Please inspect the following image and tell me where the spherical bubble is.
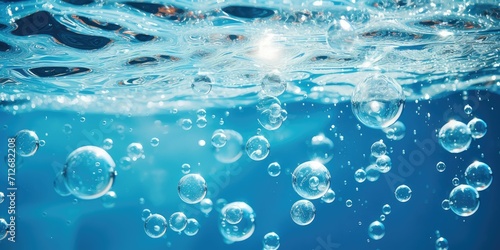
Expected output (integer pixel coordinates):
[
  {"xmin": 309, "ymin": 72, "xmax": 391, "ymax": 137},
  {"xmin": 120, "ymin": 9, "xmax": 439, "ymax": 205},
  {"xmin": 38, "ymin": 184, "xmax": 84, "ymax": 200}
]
[
  {"xmin": 375, "ymin": 155, "xmax": 392, "ymax": 173},
  {"xmin": 449, "ymin": 184, "xmax": 480, "ymax": 217},
  {"xmin": 169, "ymin": 212, "xmax": 188, "ymax": 233},
  {"xmin": 382, "ymin": 204, "xmax": 391, "ymax": 215},
  {"xmin": 119, "ymin": 156, "xmax": 132, "ymax": 170},
  {"xmin": 102, "ymin": 138, "xmax": 113, "ymax": 150},
  {"xmin": 53, "ymin": 172, "xmax": 71, "ymax": 197},
  {"xmin": 268, "ymin": 162, "xmax": 281, "ymax": 177},
  {"xmin": 365, "ymin": 164, "xmax": 381, "ymax": 182},
  {"xmin": 127, "ymin": 142, "xmax": 144, "ymax": 161},
  {"xmin": 214, "ymin": 130, "xmax": 243, "ymax": 164},
  {"xmin": 261, "ymin": 73, "xmax": 286, "ymax": 96},
  {"xmin": 371, "ymin": 140, "xmax": 387, "ymax": 157},
  {"xmin": 436, "ymin": 237, "xmax": 449, "ymax": 250},
  {"xmin": 464, "ymin": 104, "xmax": 473, "ymax": 115},
  {"xmin": 197, "ymin": 109, "xmax": 207, "ymax": 118},
  {"xmin": 438, "ymin": 120, "xmax": 472, "ymax": 153},
  {"xmin": 196, "ymin": 117, "xmax": 207, "ymax": 128},
  {"xmin": 211, "ymin": 129, "xmax": 228, "ymax": 148},
  {"xmin": 292, "ymin": 161, "xmax": 331, "ymax": 199},
  {"xmin": 354, "ymin": 169, "xmax": 367, "ymax": 183},
  {"xmin": 0, "ymin": 218, "xmax": 8, "ymax": 241},
  {"xmin": 192, "ymin": 74, "xmax": 213, "ymax": 95},
  {"xmin": 290, "ymin": 200, "xmax": 316, "ymax": 226},
  {"xmin": 351, "ymin": 75, "xmax": 405, "ymax": 129},
  {"xmin": 215, "ymin": 198, "xmax": 228, "ymax": 213},
  {"xmin": 441, "ymin": 199, "xmax": 450, "ymax": 211},
  {"xmin": 326, "ymin": 18, "xmax": 358, "ymax": 54},
  {"xmin": 452, "ymin": 177, "xmax": 460, "ymax": 186},
  {"xmin": 346, "ymin": 199, "xmax": 353, "ymax": 207},
  {"xmin": 181, "ymin": 119, "xmax": 193, "ymax": 130},
  {"xmin": 321, "ymin": 189, "xmax": 336, "ymax": 203},
  {"xmin": 101, "ymin": 191, "xmax": 117, "ymax": 208},
  {"xmin": 380, "ymin": 214, "xmax": 386, "ymax": 221},
  {"xmin": 15, "ymin": 129, "xmax": 39, "ymax": 157},
  {"xmin": 368, "ymin": 221, "xmax": 385, "ymax": 240},
  {"xmin": 263, "ymin": 232, "xmax": 280, "ymax": 250},
  {"xmin": 178, "ymin": 174, "xmax": 207, "ymax": 204},
  {"xmin": 181, "ymin": 163, "xmax": 191, "ymax": 174},
  {"xmin": 0, "ymin": 192, "xmax": 4, "ymax": 204},
  {"xmin": 150, "ymin": 137, "xmax": 160, "ymax": 147},
  {"xmin": 144, "ymin": 213, "xmax": 167, "ymax": 238},
  {"xmin": 141, "ymin": 209, "xmax": 152, "ymax": 221},
  {"xmin": 219, "ymin": 202, "xmax": 256, "ymax": 242},
  {"xmin": 199, "ymin": 198, "xmax": 213, "ymax": 215},
  {"xmin": 382, "ymin": 121, "xmax": 406, "ymax": 140},
  {"xmin": 63, "ymin": 124, "xmax": 72, "ymax": 134},
  {"xmin": 306, "ymin": 134, "xmax": 334, "ymax": 164},
  {"xmin": 184, "ymin": 218, "xmax": 200, "ymax": 236},
  {"xmin": 436, "ymin": 161, "xmax": 446, "ymax": 172},
  {"xmin": 464, "ymin": 161, "xmax": 492, "ymax": 191},
  {"xmin": 258, "ymin": 109, "xmax": 283, "ymax": 131},
  {"xmin": 223, "ymin": 203, "xmax": 243, "ymax": 224},
  {"xmin": 257, "ymin": 96, "xmax": 281, "ymax": 111},
  {"xmin": 245, "ymin": 135, "xmax": 270, "ymax": 161},
  {"xmin": 467, "ymin": 118, "xmax": 487, "ymax": 139},
  {"xmin": 63, "ymin": 146, "xmax": 116, "ymax": 200},
  {"xmin": 395, "ymin": 184, "xmax": 412, "ymax": 202}
]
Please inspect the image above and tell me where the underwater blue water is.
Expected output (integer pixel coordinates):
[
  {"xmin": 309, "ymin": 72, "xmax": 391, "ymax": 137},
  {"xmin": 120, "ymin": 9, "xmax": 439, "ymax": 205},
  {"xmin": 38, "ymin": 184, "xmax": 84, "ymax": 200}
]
[{"xmin": 0, "ymin": 0, "xmax": 500, "ymax": 250}]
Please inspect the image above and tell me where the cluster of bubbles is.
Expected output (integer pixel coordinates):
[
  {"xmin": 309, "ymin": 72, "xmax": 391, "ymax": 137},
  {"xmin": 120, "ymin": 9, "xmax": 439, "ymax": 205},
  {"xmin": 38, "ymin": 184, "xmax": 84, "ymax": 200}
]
[
  {"xmin": 245, "ymin": 135, "xmax": 271, "ymax": 161},
  {"xmin": 351, "ymin": 75, "xmax": 405, "ymax": 129},
  {"xmin": 257, "ymin": 96, "xmax": 288, "ymax": 131},
  {"xmin": 143, "ymin": 210, "xmax": 200, "ymax": 238},
  {"xmin": 15, "ymin": 129, "xmax": 40, "ymax": 157},
  {"xmin": 355, "ymin": 140, "xmax": 392, "ymax": 183},
  {"xmin": 178, "ymin": 174, "xmax": 207, "ymax": 204},
  {"xmin": 306, "ymin": 134, "xmax": 334, "ymax": 164},
  {"xmin": 219, "ymin": 202, "xmax": 256, "ymax": 243},
  {"xmin": 438, "ymin": 116, "xmax": 487, "ymax": 153}
]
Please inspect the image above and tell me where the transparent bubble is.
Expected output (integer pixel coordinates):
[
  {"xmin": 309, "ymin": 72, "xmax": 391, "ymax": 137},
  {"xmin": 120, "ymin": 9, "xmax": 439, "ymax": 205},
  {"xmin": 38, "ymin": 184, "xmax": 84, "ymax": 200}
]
[
  {"xmin": 184, "ymin": 218, "xmax": 200, "ymax": 236},
  {"xmin": 141, "ymin": 209, "xmax": 151, "ymax": 221},
  {"xmin": 102, "ymin": 138, "xmax": 113, "ymax": 150},
  {"xmin": 223, "ymin": 203, "xmax": 243, "ymax": 224},
  {"xmin": 371, "ymin": 140, "xmax": 387, "ymax": 157},
  {"xmin": 63, "ymin": 124, "xmax": 72, "ymax": 134},
  {"xmin": 63, "ymin": 146, "xmax": 116, "ymax": 200},
  {"xmin": 441, "ymin": 199, "xmax": 450, "ymax": 211},
  {"xmin": 214, "ymin": 130, "xmax": 243, "ymax": 164},
  {"xmin": 452, "ymin": 177, "xmax": 460, "ymax": 186},
  {"xmin": 382, "ymin": 204, "xmax": 391, "ymax": 215},
  {"xmin": 365, "ymin": 164, "xmax": 380, "ymax": 182},
  {"xmin": 346, "ymin": 199, "xmax": 353, "ymax": 207},
  {"xmin": 197, "ymin": 109, "xmax": 207, "ymax": 117},
  {"xmin": 258, "ymin": 109, "xmax": 284, "ymax": 131},
  {"xmin": 0, "ymin": 192, "xmax": 3, "ymax": 204},
  {"xmin": 199, "ymin": 198, "xmax": 213, "ymax": 215},
  {"xmin": 436, "ymin": 161, "xmax": 446, "ymax": 172},
  {"xmin": 144, "ymin": 213, "xmax": 167, "ymax": 238},
  {"xmin": 395, "ymin": 184, "xmax": 412, "ymax": 202},
  {"xmin": 268, "ymin": 162, "xmax": 281, "ymax": 177},
  {"xmin": 467, "ymin": 118, "xmax": 487, "ymax": 139},
  {"xmin": 178, "ymin": 174, "xmax": 207, "ymax": 204},
  {"xmin": 150, "ymin": 137, "xmax": 160, "ymax": 147},
  {"xmin": 211, "ymin": 129, "xmax": 228, "ymax": 148},
  {"xmin": 101, "ymin": 191, "xmax": 117, "ymax": 208},
  {"xmin": 375, "ymin": 155, "xmax": 392, "ymax": 173},
  {"xmin": 39, "ymin": 140, "xmax": 46, "ymax": 147},
  {"xmin": 290, "ymin": 200, "xmax": 316, "ymax": 226},
  {"xmin": 464, "ymin": 161, "xmax": 492, "ymax": 191},
  {"xmin": 127, "ymin": 142, "xmax": 144, "ymax": 161},
  {"xmin": 196, "ymin": 117, "xmax": 208, "ymax": 128},
  {"xmin": 181, "ymin": 119, "xmax": 193, "ymax": 130},
  {"xmin": 449, "ymin": 184, "xmax": 480, "ymax": 217},
  {"xmin": 192, "ymin": 74, "xmax": 213, "ymax": 95},
  {"xmin": 181, "ymin": 163, "xmax": 191, "ymax": 174},
  {"xmin": 261, "ymin": 73, "xmax": 286, "ymax": 96},
  {"xmin": 368, "ymin": 221, "xmax": 385, "ymax": 240},
  {"xmin": 351, "ymin": 75, "xmax": 405, "ymax": 129},
  {"xmin": 53, "ymin": 172, "xmax": 71, "ymax": 197},
  {"xmin": 263, "ymin": 232, "xmax": 280, "ymax": 250},
  {"xmin": 219, "ymin": 202, "xmax": 256, "ymax": 242},
  {"xmin": 169, "ymin": 212, "xmax": 188, "ymax": 233},
  {"xmin": 436, "ymin": 237, "xmax": 449, "ymax": 250},
  {"xmin": 464, "ymin": 104, "xmax": 472, "ymax": 115},
  {"xmin": 0, "ymin": 218, "xmax": 8, "ymax": 241},
  {"xmin": 321, "ymin": 189, "xmax": 336, "ymax": 203},
  {"xmin": 292, "ymin": 161, "xmax": 331, "ymax": 199},
  {"xmin": 326, "ymin": 18, "xmax": 358, "ymax": 54},
  {"xmin": 380, "ymin": 214, "xmax": 386, "ymax": 221},
  {"xmin": 438, "ymin": 120, "xmax": 472, "ymax": 153},
  {"xmin": 257, "ymin": 96, "xmax": 281, "ymax": 111},
  {"xmin": 382, "ymin": 121, "xmax": 406, "ymax": 140},
  {"xmin": 215, "ymin": 198, "xmax": 228, "ymax": 213},
  {"xmin": 245, "ymin": 135, "xmax": 270, "ymax": 161},
  {"xmin": 307, "ymin": 134, "xmax": 334, "ymax": 164},
  {"xmin": 15, "ymin": 129, "xmax": 39, "ymax": 157},
  {"xmin": 119, "ymin": 156, "xmax": 132, "ymax": 170},
  {"xmin": 354, "ymin": 169, "xmax": 367, "ymax": 183}
]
